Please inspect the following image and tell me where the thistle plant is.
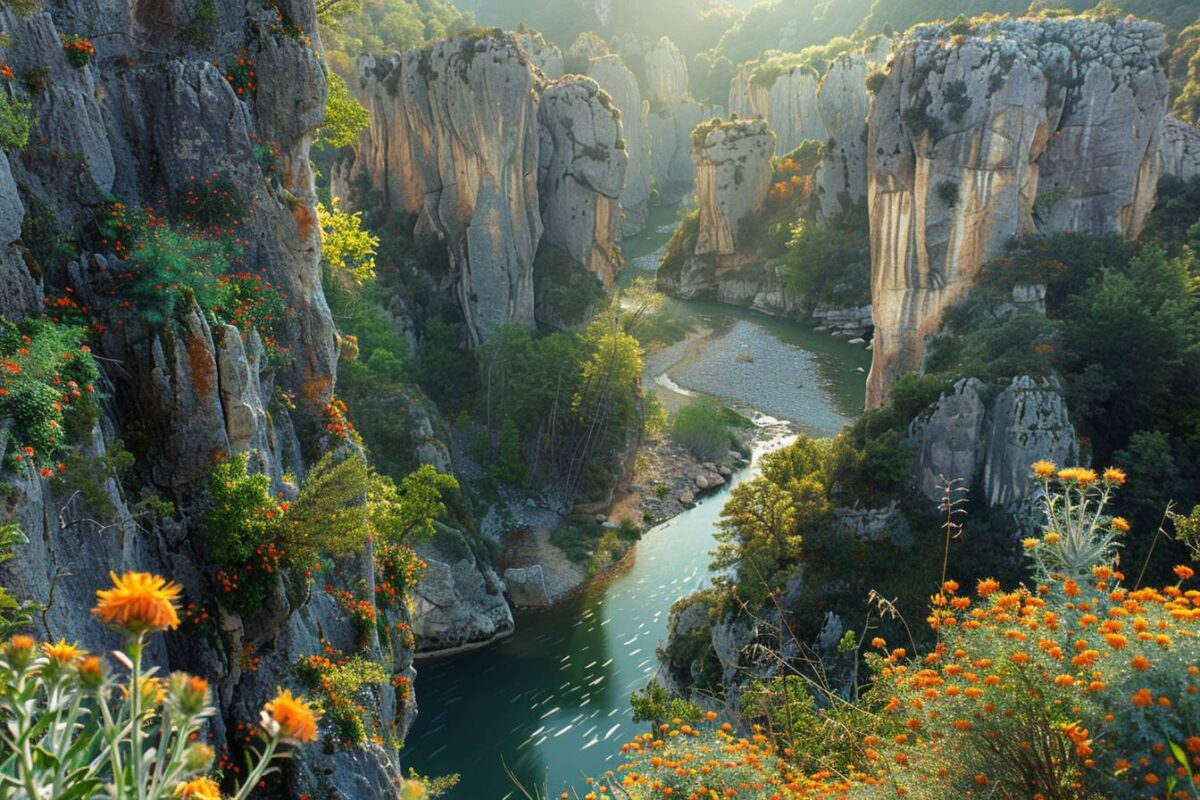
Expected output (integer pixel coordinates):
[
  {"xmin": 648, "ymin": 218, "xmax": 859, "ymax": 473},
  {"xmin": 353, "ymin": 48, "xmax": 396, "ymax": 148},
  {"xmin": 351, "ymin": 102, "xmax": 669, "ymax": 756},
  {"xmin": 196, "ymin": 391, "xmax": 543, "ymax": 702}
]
[
  {"xmin": 1025, "ymin": 461, "xmax": 1130, "ymax": 586},
  {"xmin": 0, "ymin": 571, "xmax": 319, "ymax": 800}
]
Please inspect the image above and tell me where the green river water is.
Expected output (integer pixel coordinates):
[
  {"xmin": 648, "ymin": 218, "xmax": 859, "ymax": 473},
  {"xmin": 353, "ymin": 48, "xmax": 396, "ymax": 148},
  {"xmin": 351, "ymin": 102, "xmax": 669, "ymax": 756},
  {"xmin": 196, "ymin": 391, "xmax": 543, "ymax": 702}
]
[{"xmin": 401, "ymin": 205, "xmax": 869, "ymax": 798}]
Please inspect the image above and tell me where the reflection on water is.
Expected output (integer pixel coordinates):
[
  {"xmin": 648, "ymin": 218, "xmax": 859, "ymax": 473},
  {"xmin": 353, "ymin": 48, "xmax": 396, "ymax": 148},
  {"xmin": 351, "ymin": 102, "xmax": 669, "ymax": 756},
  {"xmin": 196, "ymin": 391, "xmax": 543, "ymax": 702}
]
[{"xmin": 402, "ymin": 433, "xmax": 796, "ymax": 798}]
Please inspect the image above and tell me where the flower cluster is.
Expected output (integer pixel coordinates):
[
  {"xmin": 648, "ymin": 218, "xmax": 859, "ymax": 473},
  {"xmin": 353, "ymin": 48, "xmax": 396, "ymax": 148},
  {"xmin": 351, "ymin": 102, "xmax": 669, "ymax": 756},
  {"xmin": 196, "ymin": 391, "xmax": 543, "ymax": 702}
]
[
  {"xmin": 0, "ymin": 571, "xmax": 318, "ymax": 799},
  {"xmin": 174, "ymin": 173, "xmax": 247, "ymax": 235},
  {"xmin": 224, "ymin": 51, "xmax": 256, "ymax": 97},
  {"xmin": 294, "ymin": 644, "xmax": 388, "ymax": 747},
  {"xmin": 375, "ymin": 541, "xmax": 426, "ymax": 609},
  {"xmin": 322, "ymin": 397, "xmax": 354, "ymax": 439},
  {"xmin": 0, "ymin": 318, "xmax": 99, "ymax": 474},
  {"xmin": 214, "ymin": 271, "xmax": 292, "ymax": 364},
  {"xmin": 60, "ymin": 33, "xmax": 95, "ymax": 68}
]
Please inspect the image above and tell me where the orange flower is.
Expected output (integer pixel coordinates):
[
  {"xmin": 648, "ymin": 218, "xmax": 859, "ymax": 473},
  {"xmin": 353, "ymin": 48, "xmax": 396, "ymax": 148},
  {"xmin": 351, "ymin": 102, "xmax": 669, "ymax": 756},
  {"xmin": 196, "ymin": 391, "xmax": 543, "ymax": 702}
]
[
  {"xmin": 41, "ymin": 639, "xmax": 83, "ymax": 665},
  {"xmin": 1032, "ymin": 460, "xmax": 1057, "ymax": 478},
  {"xmin": 263, "ymin": 689, "xmax": 320, "ymax": 743},
  {"xmin": 1103, "ymin": 467, "xmax": 1126, "ymax": 485},
  {"xmin": 1131, "ymin": 654, "xmax": 1151, "ymax": 672},
  {"xmin": 93, "ymin": 571, "xmax": 182, "ymax": 634},
  {"xmin": 1111, "ymin": 517, "xmax": 1130, "ymax": 533},
  {"xmin": 173, "ymin": 777, "xmax": 221, "ymax": 800},
  {"xmin": 1174, "ymin": 565, "xmax": 1194, "ymax": 581}
]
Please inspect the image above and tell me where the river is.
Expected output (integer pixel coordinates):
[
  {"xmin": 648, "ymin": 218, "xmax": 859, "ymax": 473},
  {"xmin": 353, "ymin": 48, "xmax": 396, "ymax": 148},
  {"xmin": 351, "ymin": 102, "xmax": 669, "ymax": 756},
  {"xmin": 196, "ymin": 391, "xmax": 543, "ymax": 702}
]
[{"xmin": 401, "ymin": 204, "xmax": 869, "ymax": 798}]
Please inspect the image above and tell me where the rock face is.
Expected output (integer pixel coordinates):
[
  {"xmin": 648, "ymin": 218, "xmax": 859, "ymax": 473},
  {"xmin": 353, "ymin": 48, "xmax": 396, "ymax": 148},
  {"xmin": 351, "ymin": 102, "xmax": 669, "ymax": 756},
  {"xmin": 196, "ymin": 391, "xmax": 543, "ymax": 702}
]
[
  {"xmin": 589, "ymin": 55, "xmax": 650, "ymax": 235},
  {"xmin": 914, "ymin": 376, "xmax": 1080, "ymax": 526},
  {"xmin": 537, "ymin": 76, "xmax": 627, "ymax": 287},
  {"xmin": 866, "ymin": 17, "xmax": 1169, "ymax": 408},
  {"xmin": 341, "ymin": 31, "xmax": 638, "ymax": 343},
  {"xmin": 350, "ymin": 36, "xmax": 543, "ymax": 348},
  {"xmin": 815, "ymin": 39, "xmax": 890, "ymax": 222},
  {"xmin": 729, "ymin": 68, "xmax": 825, "ymax": 155},
  {"xmin": 644, "ymin": 37, "xmax": 688, "ymax": 110},
  {"xmin": 0, "ymin": 2, "xmax": 423, "ymax": 796},
  {"xmin": 1161, "ymin": 115, "xmax": 1200, "ymax": 180},
  {"xmin": 515, "ymin": 29, "xmax": 565, "ymax": 79},
  {"xmin": 410, "ymin": 537, "xmax": 513, "ymax": 652},
  {"xmin": 693, "ymin": 120, "xmax": 775, "ymax": 256}
]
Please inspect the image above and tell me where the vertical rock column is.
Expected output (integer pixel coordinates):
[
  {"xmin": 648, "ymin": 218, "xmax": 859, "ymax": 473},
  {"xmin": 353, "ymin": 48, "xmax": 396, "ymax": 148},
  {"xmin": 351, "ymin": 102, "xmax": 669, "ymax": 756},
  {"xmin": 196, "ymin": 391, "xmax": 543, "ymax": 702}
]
[
  {"xmin": 537, "ymin": 76, "xmax": 628, "ymax": 287},
  {"xmin": 589, "ymin": 55, "xmax": 649, "ymax": 235},
  {"xmin": 692, "ymin": 120, "xmax": 775, "ymax": 257}
]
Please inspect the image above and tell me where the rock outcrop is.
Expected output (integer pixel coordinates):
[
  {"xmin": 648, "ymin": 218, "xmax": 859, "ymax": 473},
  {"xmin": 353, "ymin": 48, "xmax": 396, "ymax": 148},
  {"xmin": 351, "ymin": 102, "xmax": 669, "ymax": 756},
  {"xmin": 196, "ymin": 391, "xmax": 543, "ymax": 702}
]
[
  {"xmin": 515, "ymin": 28, "xmax": 565, "ymax": 79},
  {"xmin": 1161, "ymin": 115, "xmax": 1200, "ymax": 181},
  {"xmin": 729, "ymin": 67, "xmax": 825, "ymax": 155},
  {"xmin": 537, "ymin": 76, "xmax": 627, "ymax": 287},
  {"xmin": 866, "ymin": 17, "xmax": 1169, "ymax": 408},
  {"xmin": 589, "ymin": 55, "xmax": 650, "ymax": 234},
  {"xmin": 347, "ymin": 36, "xmax": 543, "ymax": 348},
  {"xmin": 693, "ymin": 120, "xmax": 775, "ymax": 256},
  {"xmin": 815, "ymin": 39, "xmax": 890, "ymax": 222},
  {"xmin": 914, "ymin": 376, "xmax": 1080, "ymax": 526},
  {"xmin": 340, "ymin": 31, "xmax": 639, "ymax": 343}
]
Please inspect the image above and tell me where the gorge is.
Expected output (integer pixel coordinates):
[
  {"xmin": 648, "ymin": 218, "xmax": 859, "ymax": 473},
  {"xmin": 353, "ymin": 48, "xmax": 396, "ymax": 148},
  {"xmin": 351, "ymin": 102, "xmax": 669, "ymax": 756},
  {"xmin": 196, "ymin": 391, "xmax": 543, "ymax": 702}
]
[{"xmin": 0, "ymin": 1, "xmax": 1199, "ymax": 799}]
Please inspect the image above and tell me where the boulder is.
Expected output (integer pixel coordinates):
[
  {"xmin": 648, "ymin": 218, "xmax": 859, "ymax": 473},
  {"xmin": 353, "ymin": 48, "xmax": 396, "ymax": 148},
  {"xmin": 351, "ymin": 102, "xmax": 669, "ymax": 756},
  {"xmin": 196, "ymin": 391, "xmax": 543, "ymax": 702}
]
[{"xmin": 504, "ymin": 565, "xmax": 553, "ymax": 607}]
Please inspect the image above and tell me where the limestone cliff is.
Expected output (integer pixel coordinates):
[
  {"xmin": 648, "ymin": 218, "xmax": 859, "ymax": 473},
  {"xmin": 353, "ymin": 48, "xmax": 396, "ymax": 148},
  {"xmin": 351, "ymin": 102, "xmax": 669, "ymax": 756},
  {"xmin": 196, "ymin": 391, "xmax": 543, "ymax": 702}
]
[
  {"xmin": 1161, "ymin": 115, "xmax": 1200, "ymax": 180},
  {"xmin": 589, "ymin": 55, "xmax": 650, "ymax": 234},
  {"xmin": 515, "ymin": 28, "xmax": 565, "ymax": 79},
  {"xmin": 341, "ymin": 31, "xmax": 636, "ymax": 343},
  {"xmin": 0, "ymin": 0, "xmax": 434, "ymax": 793},
  {"xmin": 866, "ymin": 17, "xmax": 1169, "ymax": 408},
  {"xmin": 349, "ymin": 35, "xmax": 544, "ymax": 348},
  {"xmin": 729, "ymin": 67, "xmax": 825, "ymax": 155},
  {"xmin": 537, "ymin": 76, "xmax": 628, "ymax": 287},
  {"xmin": 692, "ymin": 119, "xmax": 775, "ymax": 256},
  {"xmin": 815, "ymin": 38, "xmax": 890, "ymax": 222}
]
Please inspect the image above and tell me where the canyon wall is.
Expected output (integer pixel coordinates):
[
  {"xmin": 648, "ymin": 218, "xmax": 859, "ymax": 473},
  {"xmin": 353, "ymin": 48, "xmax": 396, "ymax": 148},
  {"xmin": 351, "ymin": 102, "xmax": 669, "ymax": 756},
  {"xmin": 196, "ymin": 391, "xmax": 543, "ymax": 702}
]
[
  {"xmin": 589, "ymin": 55, "xmax": 649, "ymax": 234},
  {"xmin": 0, "ymin": 0, "xmax": 424, "ymax": 795},
  {"xmin": 729, "ymin": 68, "xmax": 825, "ymax": 155},
  {"xmin": 866, "ymin": 17, "xmax": 1169, "ymax": 408},
  {"xmin": 341, "ymin": 31, "xmax": 634, "ymax": 344}
]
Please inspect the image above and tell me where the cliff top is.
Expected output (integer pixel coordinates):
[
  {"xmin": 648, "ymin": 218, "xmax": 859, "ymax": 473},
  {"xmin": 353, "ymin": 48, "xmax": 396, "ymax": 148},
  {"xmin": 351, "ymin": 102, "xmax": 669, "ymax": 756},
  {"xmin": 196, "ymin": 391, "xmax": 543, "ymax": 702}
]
[
  {"xmin": 690, "ymin": 117, "xmax": 775, "ymax": 151},
  {"xmin": 902, "ymin": 13, "xmax": 1166, "ymax": 75}
]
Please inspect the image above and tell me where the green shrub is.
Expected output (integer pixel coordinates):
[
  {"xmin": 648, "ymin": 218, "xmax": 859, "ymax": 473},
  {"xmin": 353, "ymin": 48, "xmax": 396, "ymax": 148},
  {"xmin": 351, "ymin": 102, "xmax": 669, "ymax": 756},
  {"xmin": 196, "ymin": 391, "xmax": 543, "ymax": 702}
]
[
  {"xmin": 936, "ymin": 179, "xmax": 960, "ymax": 207},
  {"xmin": 672, "ymin": 398, "xmax": 733, "ymax": 461},
  {"xmin": 0, "ymin": 91, "xmax": 33, "ymax": 151},
  {"xmin": 0, "ymin": 318, "xmax": 100, "ymax": 473},
  {"xmin": 864, "ymin": 68, "xmax": 888, "ymax": 95},
  {"xmin": 203, "ymin": 454, "xmax": 285, "ymax": 614}
]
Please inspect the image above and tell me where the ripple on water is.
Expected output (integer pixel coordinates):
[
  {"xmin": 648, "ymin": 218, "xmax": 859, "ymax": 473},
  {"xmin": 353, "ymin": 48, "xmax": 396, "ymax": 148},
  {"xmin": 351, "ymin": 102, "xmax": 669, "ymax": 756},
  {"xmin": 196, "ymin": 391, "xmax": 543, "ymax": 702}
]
[{"xmin": 671, "ymin": 319, "xmax": 850, "ymax": 436}]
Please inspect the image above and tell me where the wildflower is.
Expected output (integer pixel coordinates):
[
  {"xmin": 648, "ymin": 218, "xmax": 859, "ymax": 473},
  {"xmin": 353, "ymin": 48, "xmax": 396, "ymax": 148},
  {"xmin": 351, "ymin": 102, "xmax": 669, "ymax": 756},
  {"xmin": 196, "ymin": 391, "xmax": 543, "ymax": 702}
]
[
  {"xmin": 1111, "ymin": 517, "xmax": 1130, "ymax": 533},
  {"xmin": 4, "ymin": 635, "xmax": 35, "ymax": 667},
  {"xmin": 1174, "ymin": 565, "xmax": 1194, "ymax": 581},
  {"xmin": 168, "ymin": 672, "xmax": 211, "ymax": 716},
  {"xmin": 263, "ymin": 689, "xmax": 320, "ymax": 743},
  {"xmin": 41, "ymin": 639, "xmax": 84, "ymax": 665},
  {"xmin": 78, "ymin": 655, "xmax": 104, "ymax": 689},
  {"xmin": 93, "ymin": 571, "xmax": 182, "ymax": 634},
  {"xmin": 1103, "ymin": 467, "xmax": 1126, "ymax": 485},
  {"xmin": 1032, "ymin": 460, "xmax": 1056, "ymax": 478},
  {"xmin": 174, "ymin": 777, "xmax": 222, "ymax": 800},
  {"xmin": 1022, "ymin": 537, "xmax": 1039, "ymax": 550},
  {"xmin": 1131, "ymin": 654, "xmax": 1151, "ymax": 672}
]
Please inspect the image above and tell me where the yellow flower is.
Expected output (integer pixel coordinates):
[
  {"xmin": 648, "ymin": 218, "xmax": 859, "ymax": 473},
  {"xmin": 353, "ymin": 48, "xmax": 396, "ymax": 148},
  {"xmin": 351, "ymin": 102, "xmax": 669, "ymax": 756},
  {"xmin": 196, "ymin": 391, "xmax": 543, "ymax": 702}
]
[
  {"xmin": 1103, "ymin": 467, "xmax": 1127, "ymax": 485},
  {"xmin": 1111, "ymin": 517, "xmax": 1131, "ymax": 533},
  {"xmin": 1044, "ymin": 532, "xmax": 1061, "ymax": 544},
  {"xmin": 1031, "ymin": 460, "xmax": 1057, "ymax": 478},
  {"xmin": 1022, "ymin": 538, "xmax": 1040, "ymax": 550},
  {"xmin": 93, "ymin": 572, "xmax": 182, "ymax": 634},
  {"xmin": 123, "ymin": 676, "xmax": 166, "ymax": 707},
  {"xmin": 263, "ymin": 689, "xmax": 320, "ymax": 743},
  {"xmin": 41, "ymin": 639, "xmax": 84, "ymax": 665},
  {"xmin": 1057, "ymin": 467, "xmax": 1098, "ymax": 485},
  {"xmin": 173, "ymin": 777, "xmax": 221, "ymax": 800}
]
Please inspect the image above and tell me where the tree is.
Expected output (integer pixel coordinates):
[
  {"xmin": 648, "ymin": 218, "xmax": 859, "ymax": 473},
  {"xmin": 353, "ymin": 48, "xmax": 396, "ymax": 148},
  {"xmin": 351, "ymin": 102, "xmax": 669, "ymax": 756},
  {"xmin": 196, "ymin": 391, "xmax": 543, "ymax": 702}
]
[
  {"xmin": 368, "ymin": 464, "xmax": 459, "ymax": 545},
  {"xmin": 318, "ymin": 72, "xmax": 370, "ymax": 150},
  {"xmin": 713, "ymin": 477, "xmax": 802, "ymax": 604},
  {"xmin": 318, "ymin": 199, "xmax": 379, "ymax": 284}
]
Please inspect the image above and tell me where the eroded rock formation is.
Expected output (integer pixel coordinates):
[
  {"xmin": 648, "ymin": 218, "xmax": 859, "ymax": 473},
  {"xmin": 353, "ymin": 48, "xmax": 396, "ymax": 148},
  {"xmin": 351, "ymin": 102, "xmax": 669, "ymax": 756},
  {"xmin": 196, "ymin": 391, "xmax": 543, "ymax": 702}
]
[
  {"xmin": 537, "ymin": 76, "xmax": 628, "ymax": 286},
  {"xmin": 589, "ymin": 55, "xmax": 650, "ymax": 234},
  {"xmin": 729, "ymin": 67, "xmax": 825, "ymax": 155},
  {"xmin": 1161, "ymin": 115, "xmax": 1200, "ymax": 181},
  {"xmin": 693, "ymin": 120, "xmax": 775, "ymax": 256},
  {"xmin": 341, "ymin": 31, "xmax": 635, "ymax": 343},
  {"xmin": 866, "ymin": 17, "xmax": 1169, "ymax": 407}
]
